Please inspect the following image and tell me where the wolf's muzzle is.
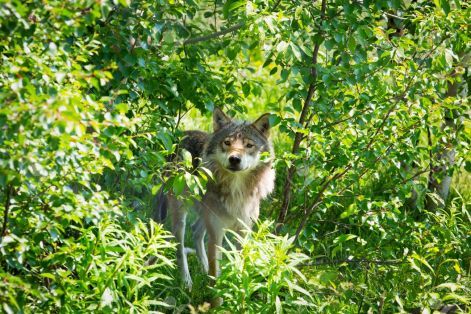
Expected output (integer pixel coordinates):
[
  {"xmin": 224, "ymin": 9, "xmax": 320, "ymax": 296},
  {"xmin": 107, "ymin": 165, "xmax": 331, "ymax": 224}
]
[{"xmin": 228, "ymin": 155, "xmax": 242, "ymax": 171}]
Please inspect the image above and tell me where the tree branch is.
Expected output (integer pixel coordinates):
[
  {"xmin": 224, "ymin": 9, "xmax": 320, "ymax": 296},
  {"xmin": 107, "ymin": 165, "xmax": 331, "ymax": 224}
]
[
  {"xmin": 2, "ymin": 185, "xmax": 13, "ymax": 237},
  {"xmin": 277, "ymin": 0, "xmax": 327, "ymax": 229},
  {"xmin": 294, "ymin": 87, "xmax": 413, "ymax": 240},
  {"xmin": 400, "ymin": 167, "xmax": 430, "ymax": 185},
  {"xmin": 181, "ymin": 0, "xmax": 285, "ymax": 46},
  {"xmin": 301, "ymin": 257, "xmax": 404, "ymax": 267},
  {"xmin": 182, "ymin": 22, "xmax": 245, "ymax": 45}
]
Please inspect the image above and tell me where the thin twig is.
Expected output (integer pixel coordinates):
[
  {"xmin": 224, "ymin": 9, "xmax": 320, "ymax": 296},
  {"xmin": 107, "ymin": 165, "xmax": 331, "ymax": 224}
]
[
  {"xmin": 181, "ymin": 22, "xmax": 245, "ymax": 45},
  {"xmin": 378, "ymin": 292, "xmax": 386, "ymax": 314},
  {"xmin": 301, "ymin": 258, "xmax": 404, "ymax": 267},
  {"xmin": 384, "ymin": 12, "xmax": 407, "ymax": 20},
  {"xmin": 2, "ymin": 185, "xmax": 13, "ymax": 237},
  {"xmin": 400, "ymin": 167, "xmax": 430, "ymax": 185}
]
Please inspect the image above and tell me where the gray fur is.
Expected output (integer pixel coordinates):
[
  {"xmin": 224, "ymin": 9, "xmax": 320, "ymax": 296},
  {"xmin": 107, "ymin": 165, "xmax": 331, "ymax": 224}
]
[
  {"xmin": 152, "ymin": 186, "xmax": 168, "ymax": 222},
  {"xmin": 206, "ymin": 120, "xmax": 272, "ymax": 156},
  {"xmin": 181, "ymin": 130, "xmax": 209, "ymax": 169}
]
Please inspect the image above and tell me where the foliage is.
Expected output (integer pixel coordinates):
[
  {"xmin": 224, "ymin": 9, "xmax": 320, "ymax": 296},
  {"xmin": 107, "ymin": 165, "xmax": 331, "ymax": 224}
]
[
  {"xmin": 300, "ymin": 195, "xmax": 470, "ymax": 313},
  {"xmin": 215, "ymin": 222, "xmax": 314, "ymax": 313},
  {"xmin": 0, "ymin": 0, "xmax": 177, "ymax": 312},
  {"xmin": 0, "ymin": 0, "xmax": 469, "ymax": 313},
  {"xmin": 1, "ymin": 219, "xmax": 176, "ymax": 312}
]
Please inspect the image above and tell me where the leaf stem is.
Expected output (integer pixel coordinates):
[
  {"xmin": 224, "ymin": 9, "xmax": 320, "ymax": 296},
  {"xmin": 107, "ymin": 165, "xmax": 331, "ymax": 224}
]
[{"xmin": 1, "ymin": 185, "xmax": 13, "ymax": 237}]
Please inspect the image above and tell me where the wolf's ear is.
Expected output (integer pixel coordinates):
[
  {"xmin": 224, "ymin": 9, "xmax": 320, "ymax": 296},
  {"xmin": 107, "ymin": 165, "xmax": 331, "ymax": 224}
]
[
  {"xmin": 252, "ymin": 113, "xmax": 271, "ymax": 137},
  {"xmin": 213, "ymin": 107, "xmax": 232, "ymax": 131}
]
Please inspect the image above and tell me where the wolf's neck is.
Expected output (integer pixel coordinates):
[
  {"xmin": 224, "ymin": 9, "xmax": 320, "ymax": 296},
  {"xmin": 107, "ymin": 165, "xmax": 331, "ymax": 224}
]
[
  {"xmin": 211, "ymin": 164, "xmax": 273, "ymax": 199},
  {"xmin": 205, "ymin": 163, "xmax": 274, "ymax": 223},
  {"xmin": 217, "ymin": 170, "xmax": 252, "ymax": 198}
]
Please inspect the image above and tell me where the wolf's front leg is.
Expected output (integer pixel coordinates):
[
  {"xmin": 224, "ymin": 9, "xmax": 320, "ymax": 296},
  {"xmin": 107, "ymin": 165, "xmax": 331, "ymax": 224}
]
[
  {"xmin": 207, "ymin": 225, "xmax": 224, "ymax": 279},
  {"xmin": 192, "ymin": 217, "xmax": 208, "ymax": 273},
  {"xmin": 171, "ymin": 205, "xmax": 192, "ymax": 289},
  {"xmin": 207, "ymin": 219, "xmax": 225, "ymax": 307}
]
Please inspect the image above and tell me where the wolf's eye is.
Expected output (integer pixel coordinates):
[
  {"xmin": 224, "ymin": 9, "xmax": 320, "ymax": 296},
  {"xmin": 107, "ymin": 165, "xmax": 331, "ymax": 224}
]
[
  {"xmin": 246, "ymin": 143, "xmax": 254, "ymax": 148},
  {"xmin": 224, "ymin": 140, "xmax": 231, "ymax": 146}
]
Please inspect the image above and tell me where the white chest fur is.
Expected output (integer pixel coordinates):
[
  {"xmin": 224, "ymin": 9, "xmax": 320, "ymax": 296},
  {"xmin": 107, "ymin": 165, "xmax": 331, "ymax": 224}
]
[{"xmin": 216, "ymin": 166, "xmax": 275, "ymax": 225}]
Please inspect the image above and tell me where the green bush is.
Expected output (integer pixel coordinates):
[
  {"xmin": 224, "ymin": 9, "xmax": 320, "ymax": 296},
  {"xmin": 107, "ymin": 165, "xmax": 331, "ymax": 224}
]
[
  {"xmin": 1, "ymin": 218, "xmax": 176, "ymax": 312},
  {"xmin": 0, "ymin": 79, "xmax": 177, "ymax": 311},
  {"xmin": 0, "ymin": 1, "xmax": 178, "ymax": 312},
  {"xmin": 215, "ymin": 221, "xmax": 314, "ymax": 313},
  {"xmin": 296, "ymin": 194, "xmax": 470, "ymax": 313}
]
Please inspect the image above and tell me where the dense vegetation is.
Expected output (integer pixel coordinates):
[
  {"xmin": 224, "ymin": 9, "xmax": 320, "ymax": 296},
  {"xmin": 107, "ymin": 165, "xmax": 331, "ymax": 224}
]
[{"xmin": 0, "ymin": 0, "xmax": 469, "ymax": 312}]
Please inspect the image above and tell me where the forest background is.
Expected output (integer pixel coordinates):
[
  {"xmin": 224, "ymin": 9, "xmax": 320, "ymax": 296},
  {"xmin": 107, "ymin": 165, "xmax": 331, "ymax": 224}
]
[{"xmin": 0, "ymin": 0, "xmax": 469, "ymax": 313}]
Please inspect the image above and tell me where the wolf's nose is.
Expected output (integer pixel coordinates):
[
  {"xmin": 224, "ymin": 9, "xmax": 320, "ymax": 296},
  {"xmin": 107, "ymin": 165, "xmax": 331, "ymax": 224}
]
[{"xmin": 228, "ymin": 156, "xmax": 241, "ymax": 166}]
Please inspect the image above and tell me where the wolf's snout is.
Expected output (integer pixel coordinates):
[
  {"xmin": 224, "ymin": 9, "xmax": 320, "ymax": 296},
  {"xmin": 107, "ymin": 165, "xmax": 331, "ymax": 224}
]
[{"xmin": 228, "ymin": 155, "xmax": 241, "ymax": 167}]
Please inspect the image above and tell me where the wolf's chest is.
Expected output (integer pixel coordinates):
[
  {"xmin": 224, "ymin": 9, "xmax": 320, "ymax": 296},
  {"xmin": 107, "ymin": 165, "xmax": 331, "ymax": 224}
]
[
  {"xmin": 205, "ymin": 165, "xmax": 275, "ymax": 226},
  {"xmin": 215, "ymin": 174, "xmax": 261, "ymax": 224}
]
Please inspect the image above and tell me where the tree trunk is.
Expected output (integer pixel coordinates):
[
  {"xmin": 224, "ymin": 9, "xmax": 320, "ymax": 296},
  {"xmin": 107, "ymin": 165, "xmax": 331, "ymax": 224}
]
[
  {"xmin": 426, "ymin": 71, "xmax": 461, "ymax": 210},
  {"xmin": 276, "ymin": 0, "xmax": 327, "ymax": 230}
]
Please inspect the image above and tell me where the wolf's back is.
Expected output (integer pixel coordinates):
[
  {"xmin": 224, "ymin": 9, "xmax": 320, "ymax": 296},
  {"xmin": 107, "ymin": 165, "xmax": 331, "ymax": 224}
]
[
  {"xmin": 180, "ymin": 130, "xmax": 209, "ymax": 169},
  {"xmin": 152, "ymin": 186, "xmax": 168, "ymax": 222},
  {"xmin": 152, "ymin": 130, "xmax": 209, "ymax": 222}
]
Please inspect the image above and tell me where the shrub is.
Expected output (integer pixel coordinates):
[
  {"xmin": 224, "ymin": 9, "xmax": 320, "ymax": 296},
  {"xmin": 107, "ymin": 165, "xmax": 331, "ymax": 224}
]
[
  {"xmin": 215, "ymin": 221, "xmax": 314, "ymax": 313},
  {"xmin": 1, "ymin": 217, "xmax": 176, "ymax": 312}
]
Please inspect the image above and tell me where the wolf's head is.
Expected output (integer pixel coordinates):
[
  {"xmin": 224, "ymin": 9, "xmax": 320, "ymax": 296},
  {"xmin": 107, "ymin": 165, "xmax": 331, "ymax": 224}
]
[{"xmin": 205, "ymin": 108, "xmax": 273, "ymax": 172}]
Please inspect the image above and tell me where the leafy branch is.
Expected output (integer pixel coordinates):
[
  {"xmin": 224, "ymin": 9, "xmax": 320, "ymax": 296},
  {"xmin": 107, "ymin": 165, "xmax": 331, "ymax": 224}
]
[
  {"xmin": 290, "ymin": 31, "xmax": 451, "ymax": 238},
  {"xmin": 294, "ymin": 85, "xmax": 414, "ymax": 239},
  {"xmin": 180, "ymin": 0, "xmax": 287, "ymax": 46},
  {"xmin": 277, "ymin": 0, "xmax": 328, "ymax": 229},
  {"xmin": 182, "ymin": 22, "xmax": 245, "ymax": 45}
]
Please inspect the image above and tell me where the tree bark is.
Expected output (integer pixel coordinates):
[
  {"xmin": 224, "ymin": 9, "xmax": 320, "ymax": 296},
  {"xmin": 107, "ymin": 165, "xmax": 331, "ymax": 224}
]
[{"xmin": 426, "ymin": 70, "xmax": 461, "ymax": 210}]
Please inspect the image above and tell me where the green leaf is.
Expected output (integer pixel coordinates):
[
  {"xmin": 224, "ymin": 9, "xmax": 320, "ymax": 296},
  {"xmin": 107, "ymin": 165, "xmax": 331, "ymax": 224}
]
[
  {"xmin": 151, "ymin": 184, "xmax": 162, "ymax": 195},
  {"xmin": 223, "ymin": 0, "xmax": 246, "ymax": 18},
  {"xmin": 280, "ymin": 68, "xmax": 289, "ymax": 81},
  {"xmin": 289, "ymin": 43, "xmax": 302, "ymax": 61},
  {"xmin": 333, "ymin": 32, "xmax": 343, "ymax": 43},
  {"xmin": 172, "ymin": 175, "xmax": 185, "ymax": 195},
  {"xmin": 333, "ymin": 234, "xmax": 357, "ymax": 244},
  {"xmin": 434, "ymin": 282, "xmax": 462, "ymax": 292},
  {"xmin": 115, "ymin": 103, "xmax": 129, "ymax": 114},
  {"xmin": 242, "ymin": 83, "xmax": 251, "ymax": 97},
  {"xmin": 275, "ymin": 296, "xmax": 281, "ymax": 314},
  {"xmin": 340, "ymin": 203, "xmax": 358, "ymax": 219}
]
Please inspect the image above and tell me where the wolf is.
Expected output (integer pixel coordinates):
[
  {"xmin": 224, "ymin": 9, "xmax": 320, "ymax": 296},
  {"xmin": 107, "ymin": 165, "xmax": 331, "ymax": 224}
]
[{"xmin": 154, "ymin": 108, "xmax": 275, "ymax": 290}]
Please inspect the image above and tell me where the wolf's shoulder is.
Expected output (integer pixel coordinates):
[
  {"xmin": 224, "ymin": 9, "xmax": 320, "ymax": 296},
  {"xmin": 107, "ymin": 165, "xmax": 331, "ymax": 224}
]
[{"xmin": 181, "ymin": 130, "xmax": 209, "ymax": 159}]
